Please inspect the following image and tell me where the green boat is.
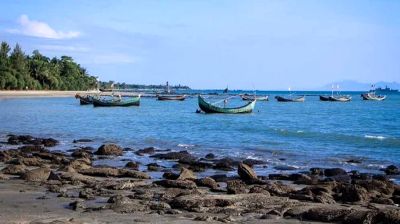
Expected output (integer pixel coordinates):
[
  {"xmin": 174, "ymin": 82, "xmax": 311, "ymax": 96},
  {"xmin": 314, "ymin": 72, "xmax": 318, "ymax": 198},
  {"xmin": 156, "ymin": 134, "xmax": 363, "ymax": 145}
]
[
  {"xmin": 93, "ymin": 95, "xmax": 141, "ymax": 107},
  {"xmin": 198, "ymin": 95, "xmax": 256, "ymax": 114}
]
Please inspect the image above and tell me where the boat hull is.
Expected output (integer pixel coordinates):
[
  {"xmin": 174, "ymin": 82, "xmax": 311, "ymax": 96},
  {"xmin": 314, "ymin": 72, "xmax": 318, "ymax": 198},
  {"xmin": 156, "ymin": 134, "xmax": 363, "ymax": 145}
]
[
  {"xmin": 93, "ymin": 96, "xmax": 141, "ymax": 107},
  {"xmin": 320, "ymin": 95, "xmax": 351, "ymax": 102},
  {"xmin": 361, "ymin": 93, "xmax": 386, "ymax": 101},
  {"xmin": 319, "ymin": 95, "xmax": 330, "ymax": 101},
  {"xmin": 198, "ymin": 95, "xmax": 255, "ymax": 114},
  {"xmin": 241, "ymin": 95, "xmax": 269, "ymax": 101},
  {"xmin": 275, "ymin": 96, "xmax": 305, "ymax": 102},
  {"xmin": 157, "ymin": 95, "xmax": 186, "ymax": 101},
  {"xmin": 75, "ymin": 94, "xmax": 93, "ymax": 105}
]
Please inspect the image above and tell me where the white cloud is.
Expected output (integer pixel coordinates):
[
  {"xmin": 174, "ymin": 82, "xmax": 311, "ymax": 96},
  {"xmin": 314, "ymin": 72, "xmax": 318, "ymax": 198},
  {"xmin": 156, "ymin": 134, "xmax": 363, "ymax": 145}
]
[
  {"xmin": 38, "ymin": 45, "xmax": 89, "ymax": 52},
  {"xmin": 7, "ymin": 15, "xmax": 80, "ymax": 39}
]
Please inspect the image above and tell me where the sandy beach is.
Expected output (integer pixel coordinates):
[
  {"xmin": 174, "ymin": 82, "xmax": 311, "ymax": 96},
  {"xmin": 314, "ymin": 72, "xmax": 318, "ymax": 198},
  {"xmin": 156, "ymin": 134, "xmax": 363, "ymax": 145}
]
[{"xmin": 0, "ymin": 91, "xmax": 95, "ymax": 99}]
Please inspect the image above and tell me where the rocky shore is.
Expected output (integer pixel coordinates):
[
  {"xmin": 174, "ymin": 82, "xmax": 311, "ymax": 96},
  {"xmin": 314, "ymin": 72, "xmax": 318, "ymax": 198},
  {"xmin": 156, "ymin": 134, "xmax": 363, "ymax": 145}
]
[{"xmin": 0, "ymin": 134, "xmax": 399, "ymax": 224}]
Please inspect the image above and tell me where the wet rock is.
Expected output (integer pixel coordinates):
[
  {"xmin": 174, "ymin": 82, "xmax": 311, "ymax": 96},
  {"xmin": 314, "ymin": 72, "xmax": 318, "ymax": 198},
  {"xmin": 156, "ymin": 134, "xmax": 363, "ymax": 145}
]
[
  {"xmin": 33, "ymin": 152, "xmax": 66, "ymax": 164},
  {"xmin": 264, "ymin": 182, "xmax": 295, "ymax": 196},
  {"xmin": 42, "ymin": 138, "xmax": 58, "ymax": 147},
  {"xmin": 303, "ymin": 207, "xmax": 352, "ymax": 222},
  {"xmin": 237, "ymin": 162, "xmax": 258, "ymax": 183},
  {"xmin": 178, "ymin": 158, "xmax": 213, "ymax": 172},
  {"xmin": 355, "ymin": 179, "xmax": 395, "ymax": 196},
  {"xmin": 242, "ymin": 158, "xmax": 266, "ymax": 167},
  {"xmin": 149, "ymin": 201, "xmax": 172, "ymax": 211},
  {"xmin": 325, "ymin": 174, "xmax": 351, "ymax": 183},
  {"xmin": 95, "ymin": 144, "xmax": 123, "ymax": 156},
  {"xmin": 0, "ymin": 151, "xmax": 12, "ymax": 162},
  {"xmin": 346, "ymin": 159, "xmax": 362, "ymax": 164},
  {"xmin": 273, "ymin": 165, "xmax": 299, "ymax": 171},
  {"xmin": 375, "ymin": 209, "xmax": 400, "ymax": 223},
  {"xmin": 151, "ymin": 150, "xmax": 195, "ymax": 161},
  {"xmin": 209, "ymin": 174, "xmax": 229, "ymax": 182},
  {"xmin": 289, "ymin": 173, "xmax": 315, "ymax": 185},
  {"xmin": 195, "ymin": 177, "xmax": 219, "ymax": 189},
  {"xmin": 79, "ymin": 167, "xmax": 150, "ymax": 179},
  {"xmin": 19, "ymin": 145, "xmax": 45, "ymax": 153},
  {"xmin": 227, "ymin": 180, "xmax": 247, "ymax": 194},
  {"xmin": 310, "ymin": 167, "xmax": 324, "ymax": 175},
  {"xmin": 205, "ymin": 153, "xmax": 215, "ymax": 159},
  {"xmin": 125, "ymin": 161, "xmax": 139, "ymax": 170},
  {"xmin": 71, "ymin": 148, "xmax": 93, "ymax": 159},
  {"xmin": 343, "ymin": 210, "xmax": 378, "ymax": 224},
  {"xmin": 21, "ymin": 167, "xmax": 51, "ymax": 182},
  {"xmin": 324, "ymin": 168, "xmax": 347, "ymax": 177},
  {"xmin": 334, "ymin": 184, "xmax": 369, "ymax": 203},
  {"xmin": 147, "ymin": 163, "xmax": 161, "ymax": 171},
  {"xmin": 135, "ymin": 147, "xmax": 155, "ymax": 156},
  {"xmin": 73, "ymin": 139, "xmax": 93, "ymax": 143},
  {"xmin": 177, "ymin": 167, "xmax": 196, "ymax": 181},
  {"xmin": 162, "ymin": 172, "xmax": 179, "ymax": 180},
  {"xmin": 268, "ymin": 174, "xmax": 290, "ymax": 180},
  {"xmin": 213, "ymin": 158, "xmax": 237, "ymax": 171},
  {"xmin": 69, "ymin": 159, "xmax": 91, "ymax": 170},
  {"xmin": 384, "ymin": 165, "xmax": 400, "ymax": 175},
  {"xmin": 1, "ymin": 164, "xmax": 27, "ymax": 175},
  {"xmin": 170, "ymin": 194, "xmax": 235, "ymax": 212},
  {"xmin": 154, "ymin": 179, "xmax": 197, "ymax": 189}
]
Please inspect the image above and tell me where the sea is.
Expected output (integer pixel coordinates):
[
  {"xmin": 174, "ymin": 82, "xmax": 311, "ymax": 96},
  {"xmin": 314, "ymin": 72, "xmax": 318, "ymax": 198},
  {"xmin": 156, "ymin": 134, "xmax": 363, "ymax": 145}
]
[{"xmin": 0, "ymin": 90, "xmax": 399, "ymax": 181}]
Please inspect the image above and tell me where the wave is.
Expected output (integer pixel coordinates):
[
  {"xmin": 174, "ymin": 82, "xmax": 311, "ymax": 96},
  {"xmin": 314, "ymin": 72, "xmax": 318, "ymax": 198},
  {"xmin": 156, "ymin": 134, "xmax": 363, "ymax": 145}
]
[
  {"xmin": 177, "ymin": 143, "xmax": 195, "ymax": 148},
  {"xmin": 364, "ymin": 135, "xmax": 386, "ymax": 140}
]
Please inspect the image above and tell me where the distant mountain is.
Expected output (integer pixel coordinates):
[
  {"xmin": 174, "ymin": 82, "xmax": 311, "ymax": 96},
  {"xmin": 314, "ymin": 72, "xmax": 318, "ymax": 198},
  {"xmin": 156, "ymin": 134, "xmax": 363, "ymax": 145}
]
[{"xmin": 320, "ymin": 80, "xmax": 400, "ymax": 91}]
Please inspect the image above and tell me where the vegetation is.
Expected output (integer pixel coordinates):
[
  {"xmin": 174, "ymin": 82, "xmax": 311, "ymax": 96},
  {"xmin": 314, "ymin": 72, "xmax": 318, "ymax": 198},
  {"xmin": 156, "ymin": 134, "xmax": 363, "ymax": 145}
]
[{"xmin": 0, "ymin": 41, "xmax": 97, "ymax": 90}]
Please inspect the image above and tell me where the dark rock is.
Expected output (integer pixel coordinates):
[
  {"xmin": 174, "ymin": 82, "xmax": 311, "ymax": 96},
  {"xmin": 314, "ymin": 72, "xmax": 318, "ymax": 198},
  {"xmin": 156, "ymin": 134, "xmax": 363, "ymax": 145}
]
[
  {"xmin": 125, "ymin": 161, "xmax": 139, "ymax": 170},
  {"xmin": 79, "ymin": 189, "xmax": 95, "ymax": 200},
  {"xmin": 324, "ymin": 168, "xmax": 347, "ymax": 177},
  {"xmin": 242, "ymin": 158, "xmax": 266, "ymax": 167},
  {"xmin": 135, "ymin": 147, "xmax": 155, "ymax": 156},
  {"xmin": 268, "ymin": 174, "xmax": 290, "ymax": 180},
  {"xmin": 213, "ymin": 158, "xmax": 236, "ymax": 171},
  {"xmin": 303, "ymin": 207, "xmax": 352, "ymax": 222},
  {"xmin": 73, "ymin": 139, "xmax": 93, "ymax": 143},
  {"xmin": 69, "ymin": 200, "xmax": 85, "ymax": 211},
  {"xmin": 384, "ymin": 165, "xmax": 400, "ymax": 175},
  {"xmin": 334, "ymin": 184, "xmax": 369, "ymax": 203},
  {"xmin": 151, "ymin": 150, "xmax": 195, "ymax": 161},
  {"xmin": 289, "ymin": 173, "xmax": 315, "ymax": 185},
  {"xmin": 375, "ymin": 209, "xmax": 400, "ymax": 223},
  {"xmin": 19, "ymin": 145, "xmax": 45, "ymax": 153},
  {"xmin": 209, "ymin": 174, "xmax": 229, "ymax": 182},
  {"xmin": 79, "ymin": 167, "xmax": 150, "ymax": 179},
  {"xmin": 95, "ymin": 144, "xmax": 123, "ymax": 156},
  {"xmin": 71, "ymin": 148, "xmax": 93, "ymax": 159},
  {"xmin": 264, "ymin": 182, "xmax": 295, "ymax": 196},
  {"xmin": 343, "ymin": 210, "xmax": 378, "ymax": 224},
  {"xmin": 147, "ymin": 163, "xmax": 161, "ymax": 171},
  {"xmin": 273, "ymin": 165, "xmax": 299, "ymax": 171},
  {"xmin": 346, "ymin": 159, "xmax": 362, "ymax": 164},
  {"xmin": 195, "ymin": 177, "xmax": 219, "ymax": 189},
  {"xmin": 47, "ymin": 171, "xmax": 62, "ymax": 181},
  {"xmin": 226, "ymin": 180, "xmax": 246, "ymax": 194},
  {"xmin": 205, "ymin": 153, "xmax": 215, "ymax": 159},
  {"xmin": 249, "ymin": 186, "xmax": 270, "ymax": 196},
  {"xmin": 163, "ymin": 172, "xmax": 179, "ymax": 180},
  {"xmin": 9, "ymin": 157, "xmax": 44, "ymax": 167},
  {"xmin": 310, "ymin": 167, "xmax": 324, "ymax": 175},
  {"xmin": 21, "ymin": 167, "xmax": 51, "ymax": 182},
  {"xmin": 42, "ymin": 138, "xmax": 58, "ymax": 147},
  {"xmin": 154, "ymin": 179, "xmax": 197, "ymax": 189},
  {"xmin": 237, "ymin": 162, "xmax": 258, "ymax": 183},
  {"xmin": 325, "ymin": 174, "xmax": 351, "ymax": 183},
  {"xmin": 371, "ymin": 197, "xmax": 394, "ymax": 205},
  {"xmin": 149, "ymin": 202, "xmax": 171, "ymax": 211}
]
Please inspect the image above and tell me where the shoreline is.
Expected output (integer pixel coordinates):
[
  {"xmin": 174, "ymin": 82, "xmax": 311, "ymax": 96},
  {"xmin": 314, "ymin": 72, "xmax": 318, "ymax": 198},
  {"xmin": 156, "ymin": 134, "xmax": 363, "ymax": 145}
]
[
  {"xmin": 0, "ymin": 134, "xmax": 399, "ymax": 223},
  {"xmin": 0, "ymin": 90, "xmax": 95, "ymax": 98}
]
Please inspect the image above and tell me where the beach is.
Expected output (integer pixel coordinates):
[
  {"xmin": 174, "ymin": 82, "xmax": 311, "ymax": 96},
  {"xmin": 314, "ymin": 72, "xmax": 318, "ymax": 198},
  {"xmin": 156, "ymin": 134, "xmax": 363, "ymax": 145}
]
[
  {"xmin": 0, "ymin": 134, "xmax": 399, "ymax": 223},
  {"xmin": 0, "ymin": 91, "xmax": 92, "ymax": 98}
]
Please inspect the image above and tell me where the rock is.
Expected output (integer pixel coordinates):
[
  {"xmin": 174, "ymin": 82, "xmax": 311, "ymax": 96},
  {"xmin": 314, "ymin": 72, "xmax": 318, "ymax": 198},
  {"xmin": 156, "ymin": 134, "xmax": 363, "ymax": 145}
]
[
  {"xmin": 213, "ymin": 158, "xmax": 236, "ymax": 171},
  {"xmin": 149, "ymin": 202, "xmax": 171, "ymax": 211},
  {"xmin": 47, "ymin": 171, "xmax": 62, "ymax": 181},
  {"xmin": 79, "ymin": 167, "xmax": 150, "ymax": 179},
  {"xmin": 371, "ymin": 197, "xmax": 394, "ymax": 205},
  {"xmin": 226, "ymin": 180, "xmax": 247, "ymax": 194},
  {"xmin": 205, "ymin": 153, "xmax": 215, "ymax": 159},
  {"xmin": 177, "ymin": 167, "xmax": 196, "ymax": 180},
  {"xmin": 147, "ymin": 163, "xmax": 161, "ymax": 171},
  {"xmin": 95, "ymin": 144, "xmax": 123, "ymax": 156},
  {"xmin": 60, "ymin": 172, "xmax": 95, "ymax": 185},
  {"xmin": 384, "ymin": 165, "xmax": 400, "ymax": 175},
  {"xmin": 10, "ymin": 157, "xmax": 44, "ymax": 167},
  {"xmin": 242, "ymin": 158, "xmax": 266, "ymax": 167},
  {"xmin": 21, "ymin": 167, "xmax": 51, "ymax": 182},
  {"xmin": 346, "ymin": 159, "xmax": 362, "ymax": 164},
  {"xmin": 42, "ymin": 138, "xmax": 58, "ymax": 147},
  {"xmin": 268, "ymin": 174, "xmax": 291, "ymax": 180},
  {"xmin": 249, "ymin": 186, "xmax": 270, "ymax": 196},
  {"xmin": 135, "ymin": 147, "xmax": 155, "ymax": 156},
  {"xmin": 163, "ymin": 172, "xmax": 179, "ymax": 180},
  {"xmin": 273, "ymin": 165, "xmax": 299, "ymax": 171},
  {"xmin": 71, "ymin": 148, "xmax": 93, "ymax": 159},
  {"xmin": 79, "ymin": 189, "xmax": 95, "ymax": 200},
  {"xmin": 170, "ymin": 194, "xmax": 235, "ymax": 211},
  {"xmin": 237, "ymin": 162, "xmax": 257, "ymax": 183},
  {"xmin": 324, "ymin": 168, "xmax": 347, "ymax": 177},
  {"xmin": 264, "ymin": 182, "xmax": 295, "ymax": 196},
  {"xmin": 325, "ymin": 174, "xmax": 351, "ymax": 183},
  {"xmin": 0, "ymin": 173, "xmax": 9, "ymax": 180},
  {"xmin": 69, "ymin": 200, "xmax": 85, "ymax": 211},
  {"xmin": 375, "ymin": 209, "xmax": 400, "ymax": 223},
  {"xmin": 107, "ymin": 195, "xmax": 148, "ymax": 213},
  {"xmin": 69, "ymin": 159, "xmax": 91, "ymax": 170},
  {"xmin": 1, "ymin": 164, "xmax": 27, "ymax": 175},
  {"xmin": 195, "ymin": 177, "xmax": 219, "ymax": 189},
  {"xmin": 19, "ymin": 145, "xmax": 45, "ymax": 153},
  {"xmin": 151, "ymin": 150, "xmax": 195, "ymax": 161},
  {"xmin": 343, "ymin": 210, "xmax": 378, "ymax": 224},
  {"xmin": 289, "ymin": 173, "xmax": 315, "ymax": 185},
  {"xmin": 209, "ymin": 174, "xmax": 229, "ymax": 182},
  {"xmin": 335, "ymin": 184, "xmax": 369, "ymax": 203},
  {"xmin": 73, "ymin": 139, "xmax": 93, "ymax": 143},
  {"xmin": 310, "ymin": 167, "xmax": 324, "ymax": 175},
  {"xmin": 303, "ymin": 207, "xmax": 352, "ymax": 222},
  {"xmin": 154, "ymin": 179, "xmax": 197, "ymax": 189},
  {"xmin": 125, "ymin": 161, "xmax": 139, "ymax": 170}
]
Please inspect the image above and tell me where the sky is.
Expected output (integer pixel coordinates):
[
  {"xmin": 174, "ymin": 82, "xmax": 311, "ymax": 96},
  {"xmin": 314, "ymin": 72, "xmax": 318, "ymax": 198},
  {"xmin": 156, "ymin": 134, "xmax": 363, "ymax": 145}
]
[{"xmin": 0, "ymin": 0, "xmax": 399, "ymax": 90}]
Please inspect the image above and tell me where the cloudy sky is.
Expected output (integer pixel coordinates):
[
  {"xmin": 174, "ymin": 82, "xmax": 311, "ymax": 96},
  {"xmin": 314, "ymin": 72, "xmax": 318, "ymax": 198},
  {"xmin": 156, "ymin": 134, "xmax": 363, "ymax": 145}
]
[{"xmin": 1, "ymin": 0, "xmax": 399, "ymax": 89}]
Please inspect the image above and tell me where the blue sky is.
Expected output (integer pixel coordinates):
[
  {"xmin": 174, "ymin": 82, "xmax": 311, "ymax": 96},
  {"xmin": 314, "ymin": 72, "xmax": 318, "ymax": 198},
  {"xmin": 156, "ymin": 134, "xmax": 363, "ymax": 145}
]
[{"xmin": 0, "ymin": 0, "xmax": 399, "ymax": 90}]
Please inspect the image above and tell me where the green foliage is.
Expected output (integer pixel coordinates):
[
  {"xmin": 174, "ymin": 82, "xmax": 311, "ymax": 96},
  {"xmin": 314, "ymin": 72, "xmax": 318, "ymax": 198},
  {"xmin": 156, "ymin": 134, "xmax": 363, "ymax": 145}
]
[{"xmin": 0, "ymin": 41, "xmax": 97, "ymax": 90}]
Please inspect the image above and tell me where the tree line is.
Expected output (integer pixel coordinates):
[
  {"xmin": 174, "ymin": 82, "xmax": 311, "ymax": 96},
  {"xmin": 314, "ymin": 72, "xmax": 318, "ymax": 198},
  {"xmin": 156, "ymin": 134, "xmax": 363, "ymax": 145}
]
[{"xmin": 0, "ymin": 41, "xmax": 97, "ymax": 90}]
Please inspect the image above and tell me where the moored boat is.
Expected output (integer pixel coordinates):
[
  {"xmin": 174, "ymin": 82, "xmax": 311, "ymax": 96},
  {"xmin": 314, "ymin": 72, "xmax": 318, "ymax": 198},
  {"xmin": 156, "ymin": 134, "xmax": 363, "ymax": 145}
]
[
  {"xmin": 93, "ymin": 95, "xmax": 141, "ymax": 107},
  {"xmin": 328, "ymin": 95, "xmax": 351, "ymax": 102},
  {"xmin": 241, "ymin": 95, "xmax": 269, "ymax": 101},
  {"xmin": 319, "ymin": 95, "xmax": 330, "ymax": 101},
  {"xmin": 198, "ymin": 95, "xmax": 256, "ymax": 114},
  {"xmin": 157, "ymin": 95, "xmax": 186, "ymax": 101},
  {"xmin": 361, "ymin": 92, "xmax": 386, "ymax": 101},
  {"xmin": 275, "ymin": 95, "xmax": 305, "ymax": 102},
  {"xmin": 75, "ymin": 94, "xmax": 94, "ymax": 105}
]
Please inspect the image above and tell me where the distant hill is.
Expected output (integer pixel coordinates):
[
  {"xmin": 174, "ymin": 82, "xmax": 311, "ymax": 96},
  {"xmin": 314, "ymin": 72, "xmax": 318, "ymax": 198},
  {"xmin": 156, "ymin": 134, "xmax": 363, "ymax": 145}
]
[{"xmin": 320, "ymin": 80, "xmax": 400, "ymax": 91}]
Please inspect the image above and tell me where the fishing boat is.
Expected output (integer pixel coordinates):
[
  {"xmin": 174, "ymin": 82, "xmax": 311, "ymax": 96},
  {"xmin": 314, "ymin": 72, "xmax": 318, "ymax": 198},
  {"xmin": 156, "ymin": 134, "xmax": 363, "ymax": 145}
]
[
  {"xmin": 361, "ymin": 92, "xmax": 386, "ymax": 101},
  {"xmin": 241, "ymin": 94, "xmax": 269, "ymax": 101},
  {"xmin": 75, "ymin": 94, "xmax": 94, "ymax": 105},
  {"xmin": 275, "ymin": 95, "xmax": 305, "ymax": 102},
  {"xmin": 157, "ymin": 95, "xmax": 186, "ymax": 101},
  {"xmin": 93, "ymin": 95, "xmax": 141, "ymax": 107},
  {"xmin": 319, "ymin": 95, "xmax": 330, "ymax": 101},
  {"xmin": 198, "ymin": 95, "xmax": 256, "ymax": 114},
  {"xmin": 328, "ymin": 95, "xmax": 351, "ymax": 102}
]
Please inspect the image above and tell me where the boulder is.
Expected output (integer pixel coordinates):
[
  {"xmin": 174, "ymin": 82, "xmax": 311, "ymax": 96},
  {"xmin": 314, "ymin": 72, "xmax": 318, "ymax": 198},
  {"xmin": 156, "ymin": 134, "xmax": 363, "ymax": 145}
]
[
  {"xmin": 79, "ymin": 167, "xmax": 150, "ymax": 179},
  {"xmin": 73, "ymin": 139, "xmax": 93, "ymax": 143},
  {"xmin": 242, "ymin": 158, "xmax": 266, "ymax": 167},
  {"xmin": 125, "ymin": 161, "xmax": 139, "ymax": 170},
  {"xmin": 204, "ymin": 153, "xmax": 215, "ymax": 159},
  {"xmin": 135, "ymin": 147, "xmax": 155, "ymax": 156},
  {"xmin": 324, "ymin": 168, "xmax": 347, "ymax": 177},
  {"xmin": 177, "ymin": 167, "xmax": 196, "ymax": 180},
  {"xmin": 21, "ymin": 167, "xmax": 51, "ymax": 182},
  {"xmin": 154, "ymin": 179, "xmax": 197, "ymax": 189},
  {"xmin": 95, "ymin": 144, "xmax": 123, "ymax": 156},
  {"xmin": 335, "ymin": 184, "xmax": 369, "ymax": 203},
  {"xmin": 310, "ymin": 167, "xmax": 324, "ymax": 175},
  {"xmin": 213, "ymin": 158, "xmax": 237, "ymax": 171},
  {"xmin": 227, "ymin": 180, "xmax": 247, "ymax": 194},
  {"xmin": 151, "ymin": 150, "xmax": 195, "ymax": 161},
  {"xmin": 384, "ymin": 165, "xmax": 400, "ymax": 175},
  {"xmin": 195, "ymin": 177, "xmax": 219, "ymax": 189},
  {"xmin": 1, "ymin": 164, "xmax": 27, "ymax": 175},
  {"xmin": 237, "ymin": 162, "xmax": 257, "ymax": 182}
]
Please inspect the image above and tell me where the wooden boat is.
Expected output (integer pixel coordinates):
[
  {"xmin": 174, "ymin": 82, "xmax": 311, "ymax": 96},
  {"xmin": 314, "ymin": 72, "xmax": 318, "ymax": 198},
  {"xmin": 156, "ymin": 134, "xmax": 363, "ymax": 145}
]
[
  {"xmin": 241, "ymin": 95, "xmax": 269, "ymax": 101},
  {"xmin": 361, "ymin": 92, "xmax": 386, "ymax": 101},
  {"xmin": 198, "ymin": 95, "xmax": 256, "ymax": 114},
  {"xmin": 157, "ymin": 95, "xmax": 186, "ymax": 101},
  {"xmin": 320, "ymin": 95, "xmax": 351, "ymax": 102},
  {"xmin": 75, "ymin": 94, "xmax": 93, "ymax": 105},
  {"xmin": 275, "ymin": 95, "xmax": 305, "ymax": 102},
  {"xmin": 93, "ymin": 95, "xmax": 141, "ymax": 107}
]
